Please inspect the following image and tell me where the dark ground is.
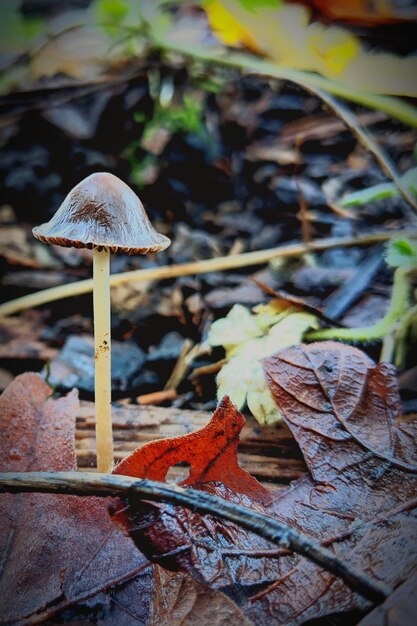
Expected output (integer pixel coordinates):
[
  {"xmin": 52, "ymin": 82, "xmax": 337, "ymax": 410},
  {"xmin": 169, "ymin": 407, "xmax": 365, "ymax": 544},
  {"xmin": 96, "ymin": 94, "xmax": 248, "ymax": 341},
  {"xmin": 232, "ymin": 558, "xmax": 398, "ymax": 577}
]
[{"xmin": 1, "ymin": 5, "xmax": 417, "ymax": 412}]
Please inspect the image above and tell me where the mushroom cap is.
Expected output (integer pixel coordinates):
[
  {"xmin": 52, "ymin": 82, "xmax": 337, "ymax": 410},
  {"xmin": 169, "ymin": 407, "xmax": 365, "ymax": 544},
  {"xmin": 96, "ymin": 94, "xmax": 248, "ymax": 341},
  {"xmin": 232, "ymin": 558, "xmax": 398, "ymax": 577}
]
[{"xmin": 32, "ymin": 172, "xmax": 171, "ymax": 254}]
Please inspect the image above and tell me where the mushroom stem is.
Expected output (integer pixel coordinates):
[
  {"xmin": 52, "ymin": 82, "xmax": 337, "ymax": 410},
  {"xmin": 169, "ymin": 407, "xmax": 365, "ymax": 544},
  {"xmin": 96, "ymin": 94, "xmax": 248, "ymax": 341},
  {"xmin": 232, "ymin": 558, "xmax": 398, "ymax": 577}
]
[{"xmin": 93, "ymin": 247, "xmax": 113, "ymax": 473}]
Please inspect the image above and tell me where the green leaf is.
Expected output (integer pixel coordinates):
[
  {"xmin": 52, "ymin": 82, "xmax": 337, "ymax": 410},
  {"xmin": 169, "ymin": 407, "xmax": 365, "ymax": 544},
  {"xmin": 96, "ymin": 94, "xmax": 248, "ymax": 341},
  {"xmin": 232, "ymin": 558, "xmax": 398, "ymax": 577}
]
[
  {"xmin": 97, "ymin": 0, "xmax": 129, "ymax": 21},
  {"xmin": 237, "ymin": 0, "xmax": 281, "ymax": 11},
  {"xmin": 385, "ymin": 238, "xmax": 417, "ymax": 269},
  {"xmin": 339, "ymin": 167, "xmax": 417, "ymax": 208},
  {"xmin": 339, "ymin": 183, "xmax": 397, "ymax": 207}
]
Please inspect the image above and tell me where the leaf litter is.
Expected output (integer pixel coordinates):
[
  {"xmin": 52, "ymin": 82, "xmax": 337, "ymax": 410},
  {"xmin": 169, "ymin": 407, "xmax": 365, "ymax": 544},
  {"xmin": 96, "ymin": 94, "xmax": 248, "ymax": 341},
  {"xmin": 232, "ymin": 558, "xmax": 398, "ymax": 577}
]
[
  {"xmin": 0, "ymin": 373, "xmax": 244, "ymax": 625},
  {"xmin": 0, "ymin": 342, "xmax": 416, "ymax": 624},
  {"xmin": 110, "ymin": 341, "xmax": 417, "ymax": 625},
  {"xmin": 207, "ymin": 300, "xmax": 319, "ymax": 424}
]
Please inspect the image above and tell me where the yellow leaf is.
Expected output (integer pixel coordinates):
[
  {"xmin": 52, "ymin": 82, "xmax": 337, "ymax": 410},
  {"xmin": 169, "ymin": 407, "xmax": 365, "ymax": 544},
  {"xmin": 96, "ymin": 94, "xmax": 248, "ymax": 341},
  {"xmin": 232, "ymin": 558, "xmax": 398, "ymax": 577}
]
[
  {"xmin": 203, "ymin": 0, "xmax": 259, "ymax": 50},
  {"xmin": 206, "ymin": 0, "xmax": 417, "ymax": 96},
  {"xmin": 307, "ymin": 27, "xmax": 359, "ymax": 75}
]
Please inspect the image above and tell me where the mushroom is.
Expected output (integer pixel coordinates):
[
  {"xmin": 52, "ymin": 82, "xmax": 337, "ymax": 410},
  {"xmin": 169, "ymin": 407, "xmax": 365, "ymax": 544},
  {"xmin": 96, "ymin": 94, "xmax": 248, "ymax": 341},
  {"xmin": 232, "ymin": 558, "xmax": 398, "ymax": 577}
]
[{"xmin": 33, "ymin": 172, "xmax": 170, "ymax": 472}]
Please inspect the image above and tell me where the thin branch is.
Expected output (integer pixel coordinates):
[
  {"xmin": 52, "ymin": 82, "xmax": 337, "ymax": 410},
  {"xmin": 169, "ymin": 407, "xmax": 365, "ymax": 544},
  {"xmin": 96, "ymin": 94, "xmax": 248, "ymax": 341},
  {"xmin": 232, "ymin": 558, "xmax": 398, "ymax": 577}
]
[
  {"xmin": 0, "ymin": 471, "xmax": 392, "ymax": 603},
  {"xmin": 154, "ymin": 41, "xmax": 417, "ymax": 128},
  {"xmin": 312, "ymin": 89, "xmax": 417, "ymax": 215},
  {"xmin": 1, "ymin": 229, "xmax": 416, "ymax": 318},
  {"xmin": 151, "ymin": 37, "xmax": 417, "ymax": 212}
]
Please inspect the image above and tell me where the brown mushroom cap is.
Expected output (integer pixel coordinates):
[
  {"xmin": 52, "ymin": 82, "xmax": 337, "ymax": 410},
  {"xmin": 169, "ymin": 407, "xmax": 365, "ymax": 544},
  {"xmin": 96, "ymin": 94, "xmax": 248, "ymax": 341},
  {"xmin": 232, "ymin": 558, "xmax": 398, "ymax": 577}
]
[{"xmin": 32, "ymin": 172, "xmax": 171, "ymax": 254}]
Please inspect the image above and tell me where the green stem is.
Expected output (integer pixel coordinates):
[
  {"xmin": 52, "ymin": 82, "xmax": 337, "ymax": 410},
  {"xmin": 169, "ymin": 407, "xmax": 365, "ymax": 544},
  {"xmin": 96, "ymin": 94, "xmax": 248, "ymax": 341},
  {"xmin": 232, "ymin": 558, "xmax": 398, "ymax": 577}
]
[
  {"xmin": 307, "ymin": 267, "xmax": 411, "ymax": 345},
  {"xmin": 390, "ymin": 303, "xmax": 417, "ymax": 367},
  {"xmin": 152, "ymin": 41, "xmax": 417, "ymax": 128}
]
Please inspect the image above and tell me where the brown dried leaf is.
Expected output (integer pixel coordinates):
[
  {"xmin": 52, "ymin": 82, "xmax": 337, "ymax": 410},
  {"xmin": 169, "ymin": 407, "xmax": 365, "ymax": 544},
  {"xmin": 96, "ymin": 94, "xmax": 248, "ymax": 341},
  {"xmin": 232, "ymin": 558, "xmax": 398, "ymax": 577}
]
[
  {"xmin": 0, "ymin": 373, "xmax": 153, "ymax": 625},
  {"xmin": 250, "ymin": 276, "xmax": 340, "ymax": 327},
  {"xmin": 357, "ymin": 571, "xmax": 417, "ymax": 626},
  {"xmin": 0, "ymin": 314, "xmax": 57, "ymax": 361},
  {"xmin": 150, "ymin": 567, "xmax": 252, "ymax": 626},
  {"xmin": 264, "ymin": 342, "xmax": 417, "ymax": 471},
  {"xmin": 111, "ymin": 343, "xmax": 417, "ymax": 626}
]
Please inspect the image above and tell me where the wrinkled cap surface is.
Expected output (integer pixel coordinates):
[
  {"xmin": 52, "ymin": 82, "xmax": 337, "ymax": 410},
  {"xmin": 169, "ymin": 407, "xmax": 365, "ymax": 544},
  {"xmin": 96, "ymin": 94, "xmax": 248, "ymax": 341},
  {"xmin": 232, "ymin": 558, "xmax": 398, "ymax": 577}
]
[{"xmin": 32, "ymin": 172, "xmax": 171, "ymax": 254}]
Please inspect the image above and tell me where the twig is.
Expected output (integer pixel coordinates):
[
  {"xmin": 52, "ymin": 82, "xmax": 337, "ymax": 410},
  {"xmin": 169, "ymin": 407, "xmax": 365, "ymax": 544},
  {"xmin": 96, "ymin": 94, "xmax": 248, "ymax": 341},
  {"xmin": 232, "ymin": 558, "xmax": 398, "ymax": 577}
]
[
  {"xmin": 311, "ymin": 89, "xmax": 417, "ymax": 215},
  {"xmin": 295, "ymin": 135, "xmax": 312, "ymax": 244},
  {"xmin": 0, "ymin": 471, "xmax": 392, "ymax": 603},
  {"xmin": 164, "ymin": 338, "xmax": 194, "ymax": 391},
  {"xmin": 323, "ymin": 245, "xmax": 385, "ymax": 320},
  {"xmin": 137, "ymin": 389, "xmax": 177, "ymax": 405},
  {"xmin": 1, "ymin": 229, "xmax": 416, "ymax": 317},
  {"xmin": 189, "ymin": 358, "xmax": 228, "ymax": 380},
  {"xmin": 154, "ymin": 40, "xmax": 417, "ymax": 128}
]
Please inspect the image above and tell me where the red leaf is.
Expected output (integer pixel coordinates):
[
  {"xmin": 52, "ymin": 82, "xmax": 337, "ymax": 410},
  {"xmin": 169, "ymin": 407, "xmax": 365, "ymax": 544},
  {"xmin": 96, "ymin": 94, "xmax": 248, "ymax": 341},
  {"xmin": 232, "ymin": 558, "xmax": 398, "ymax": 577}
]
[
  {"xmin": 114, "ymin": 395, "xmax": 271, "ymax": 504},
  {"xmin": 0, "ymin": 373, "xmax": 153, "ymax": 625},
  {"xmin": 110, "ymin": 343, "xmax": 417, "ymax": 626}
]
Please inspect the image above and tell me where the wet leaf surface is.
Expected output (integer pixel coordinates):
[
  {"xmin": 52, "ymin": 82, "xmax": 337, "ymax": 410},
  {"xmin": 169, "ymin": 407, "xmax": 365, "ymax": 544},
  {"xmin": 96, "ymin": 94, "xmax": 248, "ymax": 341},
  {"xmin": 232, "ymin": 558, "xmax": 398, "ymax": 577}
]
[
  {"xmin": 149, "ymin": 567, "xmax": 252, "ymax": 626},
  {"xmin": 0, "ymin": 373, "xmax": 251, "ymax": 625},
  {"xmin": 0, "ymin": 373, "xmax": 153, "ymax": 625},
  {"xmin": 356, "ymin": 571, "xmax": 417, "ymax": 626},
  {"xmin": 110, "ymin": 342, "xmax": 417, "ymax": 626}
]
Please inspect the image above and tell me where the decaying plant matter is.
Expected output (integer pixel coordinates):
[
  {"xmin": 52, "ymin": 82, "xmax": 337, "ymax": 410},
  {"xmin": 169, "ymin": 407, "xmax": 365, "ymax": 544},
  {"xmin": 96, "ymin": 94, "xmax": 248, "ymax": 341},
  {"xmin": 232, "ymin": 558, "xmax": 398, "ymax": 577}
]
[{"xmin": 0, "ymin": 341, "xmax": 416, "ymax": 625}]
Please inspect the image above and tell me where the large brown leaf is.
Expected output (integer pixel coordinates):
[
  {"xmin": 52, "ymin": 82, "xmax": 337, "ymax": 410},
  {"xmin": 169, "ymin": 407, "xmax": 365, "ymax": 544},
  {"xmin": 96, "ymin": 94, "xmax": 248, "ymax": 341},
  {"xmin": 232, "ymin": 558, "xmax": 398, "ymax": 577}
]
[
  {"xmin": 357, "ymin": 571, "xmax": 417, "ymax": 626},
  {"xmin": 149, "ymin": 567, "xmax": 252, "ymax": 626},
  {"xmin": 110, "ymin": 342, "xmax": 417, "ymax": 625},
  {"xmin": 0, "ymin": 373, "xmax": 247, "ymax": 625},
  {"xmin": 0, "ymin": 373, "xmax": 153, "ymax": 625}
]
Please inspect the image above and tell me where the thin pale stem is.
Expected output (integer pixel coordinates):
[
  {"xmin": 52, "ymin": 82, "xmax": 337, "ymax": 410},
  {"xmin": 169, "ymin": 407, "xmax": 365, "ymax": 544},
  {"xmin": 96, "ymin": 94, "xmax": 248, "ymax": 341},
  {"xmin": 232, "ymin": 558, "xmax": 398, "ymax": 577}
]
[
  {"xmin": 1, "ymin": 229, "xmax": 416, "ymax": 317},
  {"xmin": 0, "ymin": 471, "xmax": 392, "ymax": 603},
  {"xmin": 93, "ymin": 248, "xmax": 113, "ymax": 473}
]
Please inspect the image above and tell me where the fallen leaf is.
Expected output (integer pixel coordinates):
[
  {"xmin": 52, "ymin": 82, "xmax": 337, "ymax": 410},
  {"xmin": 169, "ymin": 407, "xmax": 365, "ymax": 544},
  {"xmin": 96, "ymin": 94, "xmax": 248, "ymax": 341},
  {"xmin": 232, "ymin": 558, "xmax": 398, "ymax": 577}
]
[
  {"xmin": 205, "ymin": 0, "xmax": 417, "ymax": 96},
  {"xmin": 0, "ymin": 373, "xmax": 153, "ymax": 625},
  {"xmin": 0, "ymin": 314, "xmax": 58, "ymax": 361},
  {"xmin": 264, "ymin": 342, "xmax": 417, "ymax": 471},
  {"xmin": 250, "ymin": 277, "xmax": 341, "ymax": 327},
  {"xmin": 356, "ymin": 571, "xmax": 417, "ymax": 626},
  {"xmin": 311, "ymin": 0, "xmax": 417, "ymax": 26},
  {"xmin": 113, "ymin": 394, "xmax": 269, "ymax": 500},
  {"xmin": 0, "ymin": 373, "xmax": 249, "ymax": 625},
  {"xmin": 149, "ymin": 566, "xmax": 252, "ymax": 626},
  {"xmin": 208, "ymin": 303, "xmax": 318, "ymax": 423},
  {"xmin": 111, "ymin": 343, "xmax": 417, "ymax": 626}
]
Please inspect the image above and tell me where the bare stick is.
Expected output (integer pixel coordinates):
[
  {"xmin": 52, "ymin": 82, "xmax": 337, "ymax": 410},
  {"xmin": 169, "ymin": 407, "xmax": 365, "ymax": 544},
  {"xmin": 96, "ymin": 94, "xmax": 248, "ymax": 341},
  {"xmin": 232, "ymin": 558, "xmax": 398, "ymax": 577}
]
[
  {"xmin": 0, "ymin": 471, "xmax": 392, "ymax": 603},
  {"xmin": 312, "ymin": 89, "xmax": 417, "ymax": 214},
  {"xmin": 93, "ymin": 248, "xmax": 113, "ymax": 473},
  {"xmin": 1, "ymin": 229, "xmax": 416, "ymax": 318}
]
